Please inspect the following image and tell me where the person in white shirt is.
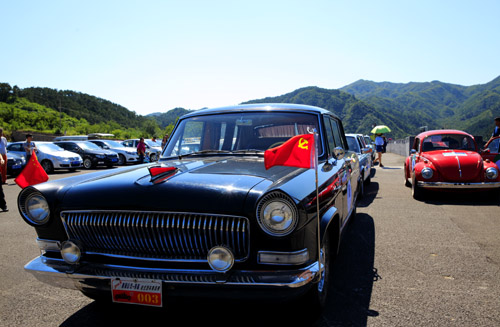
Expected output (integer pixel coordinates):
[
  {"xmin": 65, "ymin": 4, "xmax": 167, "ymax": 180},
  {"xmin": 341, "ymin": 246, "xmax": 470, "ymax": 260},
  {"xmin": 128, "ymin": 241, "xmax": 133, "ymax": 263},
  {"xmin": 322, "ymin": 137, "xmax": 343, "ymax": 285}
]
[
  {"xmin": 0, "ymin": 128, "xmax": 7, "ymax": 184},
  {"xmin": 373, "ymin": 133, "xmax": 385, "ymax": 168}
]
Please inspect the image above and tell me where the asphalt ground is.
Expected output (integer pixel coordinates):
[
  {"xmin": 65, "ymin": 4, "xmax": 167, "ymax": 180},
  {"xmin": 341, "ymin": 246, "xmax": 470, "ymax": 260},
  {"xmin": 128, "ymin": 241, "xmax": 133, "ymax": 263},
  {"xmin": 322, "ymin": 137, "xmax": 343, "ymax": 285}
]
[{"xmin": 0, "ymin": 153, "xmax": 499, "ymax": 326}]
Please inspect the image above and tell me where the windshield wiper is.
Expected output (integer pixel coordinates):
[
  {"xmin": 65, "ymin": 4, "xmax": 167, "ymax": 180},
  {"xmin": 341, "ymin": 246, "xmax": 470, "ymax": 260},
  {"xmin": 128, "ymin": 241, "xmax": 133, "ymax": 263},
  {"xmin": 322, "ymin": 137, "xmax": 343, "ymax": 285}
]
[{"xmin": 177, "ymin": 150, "xmax": 232, "ymax": 159}]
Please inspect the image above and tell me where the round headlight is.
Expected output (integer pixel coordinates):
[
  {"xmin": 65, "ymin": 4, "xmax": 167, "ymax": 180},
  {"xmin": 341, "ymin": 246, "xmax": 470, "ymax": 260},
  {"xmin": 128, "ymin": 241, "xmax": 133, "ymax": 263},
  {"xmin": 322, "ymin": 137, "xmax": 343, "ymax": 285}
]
[
  {"xmin": 257, "ymin": 192, "xmax": 298, "ymax": 237},
  {"xmin": 25, "ymin": 193, "xmax": 50, "ymax": 225},
  {"xmin": 61, "ymin": 240, "xmax": 82, "ymax": 264},
  {"xmin": 486, "ymin": 167, "xmax": 498, "ymax": 180},
  {"xmin": 421, "ymin": 167, "xmax": 434, "ymax": 179},
  {"xmin": 207, "ymin": 246, "xmax": 234, "ymax": 272}
]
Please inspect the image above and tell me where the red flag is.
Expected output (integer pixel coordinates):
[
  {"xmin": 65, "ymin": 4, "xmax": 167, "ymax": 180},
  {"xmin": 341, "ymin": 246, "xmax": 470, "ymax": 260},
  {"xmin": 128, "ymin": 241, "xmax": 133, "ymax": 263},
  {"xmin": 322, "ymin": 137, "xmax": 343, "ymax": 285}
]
[
  {"xmin": 15, "ymin": 152, "xmax": 49, "ymax": 188},
  {"xmin": 264, "ymin": 134, "xmax": 316, "ymax": 170}
]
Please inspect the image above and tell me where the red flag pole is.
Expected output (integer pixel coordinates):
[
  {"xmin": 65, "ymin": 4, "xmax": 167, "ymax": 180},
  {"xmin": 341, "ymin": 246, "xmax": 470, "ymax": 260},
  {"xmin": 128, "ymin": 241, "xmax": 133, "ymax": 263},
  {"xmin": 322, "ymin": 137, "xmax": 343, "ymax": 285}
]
[{"xmin": 314, "ymin": 131, "xmax": 322, "ymax": 280}]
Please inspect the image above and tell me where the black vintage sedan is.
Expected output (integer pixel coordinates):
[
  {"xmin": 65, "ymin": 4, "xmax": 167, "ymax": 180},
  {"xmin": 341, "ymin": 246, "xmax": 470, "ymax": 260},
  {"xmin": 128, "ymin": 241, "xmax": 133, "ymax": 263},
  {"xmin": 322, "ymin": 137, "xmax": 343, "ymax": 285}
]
[{"xmin": 19, "ymin": 104, "xmax": 360, "ymax": 311}]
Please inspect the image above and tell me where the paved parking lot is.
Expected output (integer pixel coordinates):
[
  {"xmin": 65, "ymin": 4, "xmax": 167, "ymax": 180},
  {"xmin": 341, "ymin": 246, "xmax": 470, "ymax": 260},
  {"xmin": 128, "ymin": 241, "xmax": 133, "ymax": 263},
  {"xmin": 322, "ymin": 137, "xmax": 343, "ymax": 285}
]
[{"xmin": 1, "ymin": 154, "xmax": 499, "ymax": 326}]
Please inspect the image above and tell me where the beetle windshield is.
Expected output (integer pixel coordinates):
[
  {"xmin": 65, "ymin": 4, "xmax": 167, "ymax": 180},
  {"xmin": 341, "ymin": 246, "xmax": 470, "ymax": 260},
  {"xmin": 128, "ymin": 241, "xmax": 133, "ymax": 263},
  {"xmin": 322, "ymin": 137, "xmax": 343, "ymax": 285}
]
[
  {"xmin": 163, "ymin": 111, "xmax": 321, "ymax": 157},
  {"xmin": 422, "ymin": 134, "xmax": 476, "ymax": 152}
]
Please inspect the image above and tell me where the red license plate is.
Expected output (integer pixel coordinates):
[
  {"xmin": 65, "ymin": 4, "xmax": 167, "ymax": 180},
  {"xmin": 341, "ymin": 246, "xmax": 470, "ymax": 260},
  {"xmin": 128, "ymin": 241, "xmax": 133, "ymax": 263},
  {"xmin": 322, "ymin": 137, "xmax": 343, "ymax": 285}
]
[{"xmin": 111, "ymin": 278, "xmax": 162, "ymax": 307}]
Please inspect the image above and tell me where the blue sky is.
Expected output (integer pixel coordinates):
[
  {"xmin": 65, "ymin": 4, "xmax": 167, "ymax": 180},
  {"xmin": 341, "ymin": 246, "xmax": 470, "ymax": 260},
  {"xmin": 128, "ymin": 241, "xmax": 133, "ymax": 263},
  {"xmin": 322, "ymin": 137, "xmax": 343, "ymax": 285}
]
[{"xmin": 1, "ymin": 0, "xmax": 499, "ymax": 115}]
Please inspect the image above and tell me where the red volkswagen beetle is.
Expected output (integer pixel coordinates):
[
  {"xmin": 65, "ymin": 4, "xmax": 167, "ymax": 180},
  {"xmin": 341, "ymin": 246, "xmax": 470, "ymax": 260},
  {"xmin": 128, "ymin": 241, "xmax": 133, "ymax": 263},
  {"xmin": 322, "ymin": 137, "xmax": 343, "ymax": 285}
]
[{"xmin": 404, "ymin": 130, "xmax": 500, "ymax": 199}]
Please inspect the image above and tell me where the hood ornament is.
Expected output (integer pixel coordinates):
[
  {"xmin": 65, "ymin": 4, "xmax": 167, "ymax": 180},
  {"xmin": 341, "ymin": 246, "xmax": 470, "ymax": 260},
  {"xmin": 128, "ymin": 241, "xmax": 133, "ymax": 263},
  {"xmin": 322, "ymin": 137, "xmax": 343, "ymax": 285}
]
[{"xmin": 148, "ymin": 166, "xmax": 178, "ymax": 184}]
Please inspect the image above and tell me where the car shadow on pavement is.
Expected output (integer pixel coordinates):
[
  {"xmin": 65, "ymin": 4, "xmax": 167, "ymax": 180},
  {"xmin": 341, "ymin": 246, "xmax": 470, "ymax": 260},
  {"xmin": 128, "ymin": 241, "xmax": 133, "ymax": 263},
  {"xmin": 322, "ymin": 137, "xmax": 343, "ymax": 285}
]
[
  {"xmin": 60, "ymin": 214, "xmax": 378, "ymax": 327},
  {"xmin": 358, "ymin": 181, "xmax": 379, "ymax": 208},
  {"xmin": 314, "ymin": 213, "xmax": 378, "ymax": 327},
  {"xmin": 422, "ymin": 190, "xmax": 500, "ymax": 206}
]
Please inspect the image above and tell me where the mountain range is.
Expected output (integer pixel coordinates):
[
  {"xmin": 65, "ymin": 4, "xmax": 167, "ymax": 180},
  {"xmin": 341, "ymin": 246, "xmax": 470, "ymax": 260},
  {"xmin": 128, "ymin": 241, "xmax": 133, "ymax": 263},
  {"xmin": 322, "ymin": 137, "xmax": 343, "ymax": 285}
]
[{"xmin": 2, "ymin": 76, "xmax": 499, "ymax": 141}]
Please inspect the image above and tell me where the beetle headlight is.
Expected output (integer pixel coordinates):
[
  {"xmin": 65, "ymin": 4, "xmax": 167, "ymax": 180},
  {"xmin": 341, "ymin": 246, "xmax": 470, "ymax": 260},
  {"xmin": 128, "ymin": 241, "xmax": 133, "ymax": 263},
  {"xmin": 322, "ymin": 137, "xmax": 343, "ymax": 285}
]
[
  {"xmin": 421, "ymin": 167, "xmax": 433, "ymax": 179},
  {"xmin": 486, "ymin": 167, "xmax": 498, "ymax": 180},
  {"xmin": 256, "ymin": 192, "xmax": 298, "ymax": 237},
  {"xmin": 19, "ymin": 191, "xmax": 50, "ymax": 225}
]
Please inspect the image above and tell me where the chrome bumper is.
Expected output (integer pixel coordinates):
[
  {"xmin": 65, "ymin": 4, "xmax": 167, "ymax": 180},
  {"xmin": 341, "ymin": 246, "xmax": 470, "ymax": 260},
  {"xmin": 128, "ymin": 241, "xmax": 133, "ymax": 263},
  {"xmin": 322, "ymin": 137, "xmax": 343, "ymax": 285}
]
[
  {"xmin": 418, "ymin": 181, "xmax": 500, "ymax": 189},
  {"xmin": 25, "ymin": 256, "xmax": 320, "ymax": 293}
]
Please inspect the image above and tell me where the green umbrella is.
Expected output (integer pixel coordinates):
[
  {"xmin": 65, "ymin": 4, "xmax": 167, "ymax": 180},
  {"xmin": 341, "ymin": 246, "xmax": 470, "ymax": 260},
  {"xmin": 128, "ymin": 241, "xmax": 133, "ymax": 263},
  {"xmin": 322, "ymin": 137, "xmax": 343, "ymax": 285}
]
[{"xmin": 371, "ymin": 125, "xmax": 391, "ymax": 134}]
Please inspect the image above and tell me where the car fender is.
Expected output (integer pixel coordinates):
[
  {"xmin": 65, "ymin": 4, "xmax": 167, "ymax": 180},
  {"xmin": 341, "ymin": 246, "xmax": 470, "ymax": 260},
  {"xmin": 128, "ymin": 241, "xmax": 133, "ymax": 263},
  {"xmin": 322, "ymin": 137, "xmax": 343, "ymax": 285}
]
[{"xmin": 320, "ymin": 206, "xmax": 339, "ymax": 246}]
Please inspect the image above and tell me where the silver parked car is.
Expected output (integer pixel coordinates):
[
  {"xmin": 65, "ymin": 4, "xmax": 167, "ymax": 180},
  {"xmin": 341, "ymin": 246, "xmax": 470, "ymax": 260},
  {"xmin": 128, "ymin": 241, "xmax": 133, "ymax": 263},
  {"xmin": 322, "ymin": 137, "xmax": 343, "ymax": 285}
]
[
  {"xmin": 363, "ymin": 135, "xmax": 376, "ymax": 161},
  {"xmin": 121, "ymin": 139, "xmax": 162, "ymax": 161},
  {"xmin": 346, "ymin": 133, "xmax": 373, "ymax": 197},
  {"xmin": 89, "ymin": 139, "xmax": 140, "ymax": 165},
  {"xmin": 7, "ymin": 141, "xmax": 83, "ymax": 173}
]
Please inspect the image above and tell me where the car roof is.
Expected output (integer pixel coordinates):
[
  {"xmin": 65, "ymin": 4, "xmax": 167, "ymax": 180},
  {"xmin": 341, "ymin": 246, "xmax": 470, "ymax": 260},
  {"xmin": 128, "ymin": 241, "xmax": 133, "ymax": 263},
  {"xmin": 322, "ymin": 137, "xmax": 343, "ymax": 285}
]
[
  {"xmin": 182, "ymin": 103, "xmax": 336, "ymax": 119},
  {"xmin": 416, "ymin": 129, "xmax": 473, "ymax": 139}
]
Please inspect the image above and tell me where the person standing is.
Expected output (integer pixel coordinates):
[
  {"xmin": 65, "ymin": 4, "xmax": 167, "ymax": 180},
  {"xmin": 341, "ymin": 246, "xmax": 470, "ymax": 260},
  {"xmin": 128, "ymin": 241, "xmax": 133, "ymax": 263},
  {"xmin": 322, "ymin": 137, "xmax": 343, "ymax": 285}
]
[
  {"xmin": 0, "ymin": 155, "xmax": 7, "ymax": 212},
  {"xmin": 488, "ymin": 117, "xmax": 500, "ymax": 143},
  {"xmin": 137, "ymin": 137, "xmax": 146, "ymax": 164},
  {"xmin": 0, "ymin": 128, "xmax": 7, "ymax": 184},
  {"xmin": 23, "ymin": 134, "xmax": 37, "ymax": 162},
  {"xmin": 161, "ymin": 134, "xmax": 169, "ymax": 149},
  {"xmin": 373, "ymin": 133, "xmax": 385, "ymax": 168}
]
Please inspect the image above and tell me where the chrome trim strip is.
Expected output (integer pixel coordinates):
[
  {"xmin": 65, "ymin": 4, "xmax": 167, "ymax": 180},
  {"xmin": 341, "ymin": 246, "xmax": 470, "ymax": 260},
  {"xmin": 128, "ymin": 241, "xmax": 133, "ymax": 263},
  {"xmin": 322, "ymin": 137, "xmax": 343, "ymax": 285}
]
[
  {"xmin": 25, "ymin": 256, "xmax": 319, "ymax": 289},
  {"xmin": 257, "ymin": 249, "xmax": 310, "ymax": 265},
  {"xmin": 36, "ymin": 239, "xmax": 61, "ymax": 252},
  {"xmin": 418, "ymin": 181, "xmax": 500, "ymax": 189}
]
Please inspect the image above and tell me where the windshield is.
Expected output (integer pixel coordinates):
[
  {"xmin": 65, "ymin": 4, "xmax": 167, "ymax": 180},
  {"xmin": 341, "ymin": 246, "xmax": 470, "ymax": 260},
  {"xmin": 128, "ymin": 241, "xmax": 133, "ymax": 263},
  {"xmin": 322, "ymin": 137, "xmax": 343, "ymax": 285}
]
[
  {"xmin": 163, "ymin": 111, "xmax": 321, "ymax": 157},
  {"xmin": 146, "ymin": 140, "xmax": 161, "ymax": 147},
  {"xmin": 77, "ymin": 142, "xmax": 102, "ymax": 150},
  {"xmin": 422, "ymin": 134, "xmax": 476, "ymax": 152},
  {"xmin": 346, "ymin": 136, "xmax": 360, "ymax": 153},
  {"xmin": 102, "ymin": 140, "xmax": 125, "ymax": 148},
  {"xmin": 38, "ymin": 143, "xmax": 64, "ymax": 152}
]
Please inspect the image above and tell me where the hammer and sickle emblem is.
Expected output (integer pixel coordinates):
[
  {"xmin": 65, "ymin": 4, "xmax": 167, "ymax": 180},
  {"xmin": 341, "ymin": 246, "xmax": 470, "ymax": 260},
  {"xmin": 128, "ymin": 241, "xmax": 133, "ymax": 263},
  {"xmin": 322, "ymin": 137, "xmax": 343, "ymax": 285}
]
[{"xmin": 298, "ymin": 138, "xmax": 309, "ymax": 150}]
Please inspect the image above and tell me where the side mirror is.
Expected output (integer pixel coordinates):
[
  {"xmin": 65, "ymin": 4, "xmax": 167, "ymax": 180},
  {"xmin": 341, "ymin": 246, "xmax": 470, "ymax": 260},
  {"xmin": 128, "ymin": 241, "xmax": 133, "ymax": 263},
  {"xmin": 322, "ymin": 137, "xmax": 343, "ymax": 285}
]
[
  {"xmin": 362, "ymin": 147, "xmax": 372, "ymax": 154},
  {"xmin": 333, "ymin": 147, "xmax": 345, "ymax": 160},
  {"xmin": 411, "ymin": 149, "xmax": 417, "ymax": 154},
  {"xmin": 482, "ymin": 148, "xmax": 490, "ymax": 154}
]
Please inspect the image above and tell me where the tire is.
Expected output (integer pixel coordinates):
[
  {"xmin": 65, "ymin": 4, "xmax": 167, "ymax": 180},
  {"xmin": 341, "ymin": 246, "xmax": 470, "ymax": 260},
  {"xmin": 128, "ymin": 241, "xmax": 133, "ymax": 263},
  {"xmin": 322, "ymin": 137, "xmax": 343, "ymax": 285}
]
[
  {"xmin": 41, "ymin": 160, "xmax": 54, "ymax": 174},
  {"xmin": 404, "ymin": 164, "xmax": 411, "ymax": 187},
  {"xmin": 301, "ymin": 232, "xmax": 331, "ymax": 314},
  {"xmin": 83, "ymin": 158, "xmax": 93, "ymax": 169},
  {"xmin": 412, "ymin": 174, "xmax": 425, "ymax": 200},
  {"xmin": 149, "ymin": 153, "xmax": 157, "ymax": 162},
  {"xmin": 118, "ymin": 154, "xmax": 126, "ymax": 166},
  {"xmin": 358, "ymin": 176, "xmax": 365, "ymax": 200}
]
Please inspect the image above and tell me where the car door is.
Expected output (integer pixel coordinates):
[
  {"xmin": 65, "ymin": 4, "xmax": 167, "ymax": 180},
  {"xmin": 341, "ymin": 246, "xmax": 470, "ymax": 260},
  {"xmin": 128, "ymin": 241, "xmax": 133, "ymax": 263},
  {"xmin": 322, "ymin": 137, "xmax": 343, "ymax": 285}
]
[
  {"xmin": 483, "ymin": 137, "xmax": 500, "ymax": 167},
  {"xmin": 325, "ymin": 116, "xmax": 353, "ymax": 227}
]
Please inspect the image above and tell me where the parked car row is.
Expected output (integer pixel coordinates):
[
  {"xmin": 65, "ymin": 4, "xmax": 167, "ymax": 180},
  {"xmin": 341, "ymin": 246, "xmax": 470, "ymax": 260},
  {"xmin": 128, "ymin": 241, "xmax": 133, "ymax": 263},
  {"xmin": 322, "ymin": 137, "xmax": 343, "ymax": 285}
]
[{"xmin": 5, "ymin": 138, "xmax": 163, "ymax": 175}]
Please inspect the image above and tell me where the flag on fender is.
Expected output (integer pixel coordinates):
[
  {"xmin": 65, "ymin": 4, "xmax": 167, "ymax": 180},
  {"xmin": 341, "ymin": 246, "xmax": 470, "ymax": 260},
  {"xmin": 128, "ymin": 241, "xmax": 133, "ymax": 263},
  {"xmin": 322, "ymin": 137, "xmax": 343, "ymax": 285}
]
[
  {"xmin": 264, "ymin": 134, "xmax": 316, "ymax": 170},
  {"xmin": 15, "ymin": 152, "xmax": 49, "ymax": 188}
]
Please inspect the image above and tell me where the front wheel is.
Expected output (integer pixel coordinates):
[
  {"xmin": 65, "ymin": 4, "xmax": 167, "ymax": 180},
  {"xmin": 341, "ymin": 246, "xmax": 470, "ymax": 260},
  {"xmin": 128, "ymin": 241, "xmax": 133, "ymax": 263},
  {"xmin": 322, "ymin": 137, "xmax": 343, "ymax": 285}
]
[
  {"xmin": 301, "ymin": 232, "xmax": 331, "ymax": 313},
  {"xmin": 118, "ymin": 154, "xmax": 126, "ymax": 166},
  {"xmin": 149, "ymin": 153, "xmax": 157, "ymax": 162},
  {"xmin": 41, "ymin": 160, "xmax": 54, "ymax": 174},
  {"xmin": 83, "ymin": 158, "xmax": 93, "ymax": 169},
  {"xmin": 412, "ymin": 174, "xmax": 425, "ymax": 200}
]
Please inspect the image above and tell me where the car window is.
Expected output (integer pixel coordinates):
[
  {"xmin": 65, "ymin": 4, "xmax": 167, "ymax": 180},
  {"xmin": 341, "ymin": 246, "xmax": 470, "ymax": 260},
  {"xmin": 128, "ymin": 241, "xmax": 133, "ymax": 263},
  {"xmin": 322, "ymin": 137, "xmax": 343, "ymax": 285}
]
[
  {"xmin": 324, "ymin": 117, "xmax": 336, "ymax": 155},
  {"xmin": 487, "ymin": 138, "xmax": 500, "ymax": 153},
  {"xmin": 346, "ymin": 136, "xmax": 360, "ymax": 153},
  {"xmin": 327, "ymin": 117, "xmax": 346, "ymax": 150},
  {"xmin": 8, "ymin": 143, "xmax": 23, "ymax": 152},
  {"xmin": 422, "ymin": 134, "xmax": 476, "ymax": 152},
  {"xmin": 123, "ymin": 140, "xmax": 133, "ymax": 147},
  {"xmin": 164, "ymin": 112, "xmax": 321, "ymax": 157}
]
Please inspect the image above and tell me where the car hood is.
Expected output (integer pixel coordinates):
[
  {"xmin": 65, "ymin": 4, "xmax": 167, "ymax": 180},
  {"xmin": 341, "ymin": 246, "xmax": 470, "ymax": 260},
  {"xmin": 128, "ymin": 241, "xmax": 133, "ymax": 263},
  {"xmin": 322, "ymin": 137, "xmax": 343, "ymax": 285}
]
[
  {"xmin": 50, "ymin": 150, "xmax": 82, "ymax": 159},
  {"xmin": 422, "ymin": 150, "xmax": 482, "ymax": 181},
  {"xmin": 85, "ymin": 149, "xmax": 117, "ymax": 155},
  {"xmin": 58, "ymin": 156, "xmax": 302, "ymax": 214}
]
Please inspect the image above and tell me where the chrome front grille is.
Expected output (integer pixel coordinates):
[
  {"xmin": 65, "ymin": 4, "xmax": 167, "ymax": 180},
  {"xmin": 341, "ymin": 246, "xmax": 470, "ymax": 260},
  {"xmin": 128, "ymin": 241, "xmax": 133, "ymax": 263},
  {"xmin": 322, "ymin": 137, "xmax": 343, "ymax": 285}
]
[{"xmin": 61, "ymin": 211, "xmax": 250, "ymax": 262}]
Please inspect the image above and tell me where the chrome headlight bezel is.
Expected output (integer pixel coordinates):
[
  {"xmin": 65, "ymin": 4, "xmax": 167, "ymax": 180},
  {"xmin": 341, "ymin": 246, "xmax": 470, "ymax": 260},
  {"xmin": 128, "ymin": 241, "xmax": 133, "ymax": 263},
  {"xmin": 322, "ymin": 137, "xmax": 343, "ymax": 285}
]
[
  {"xmin": 18, "ymin": 189, "xmax": 50, "ymax": 226},
  {"xmin": 485, "ymin": 167, "xmax": 498, "ymax": 180},
  {"xmin": 421, "ymin": 167, "xmax": 434, "ymax": 179},
  {"xmin": 256, "ymin": 192, "xmax": 298, "ymax": 237}
]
